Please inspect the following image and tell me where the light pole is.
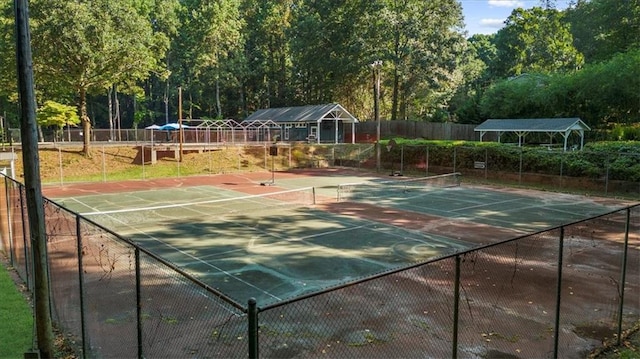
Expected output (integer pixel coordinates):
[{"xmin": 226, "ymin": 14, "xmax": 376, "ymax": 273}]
[{"xmin": 371, "ymin": 60, "xmax": 382, "ymax": 172}]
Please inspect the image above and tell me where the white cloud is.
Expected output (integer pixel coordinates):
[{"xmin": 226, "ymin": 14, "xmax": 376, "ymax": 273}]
[
  {"xmin": 480, "ymin": 18, "xmax": 506, "ymax": 28},
  {"xmin": 488, "ymin": 0, "xmax": 525, "ymax": 7}
]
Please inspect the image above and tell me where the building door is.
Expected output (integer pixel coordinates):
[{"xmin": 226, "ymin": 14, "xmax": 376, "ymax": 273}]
[{"xmin": 309, "ymin": 126, "xmax": 318, "ymax": 142}]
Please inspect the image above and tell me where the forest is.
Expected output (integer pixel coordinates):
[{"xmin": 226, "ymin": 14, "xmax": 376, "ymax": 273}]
[{"xmin": 0, "ymin": 0, "xmax": 639, "ymax": 147}]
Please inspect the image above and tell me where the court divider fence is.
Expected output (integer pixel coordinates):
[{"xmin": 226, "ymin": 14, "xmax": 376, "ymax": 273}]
[
  {"xmin": 7, "ymin": 142, "xmax": 640, "ymax": 200},
  {"xmin": 1, "ymin": 173, "xmax": 639, "ymax": 358}
]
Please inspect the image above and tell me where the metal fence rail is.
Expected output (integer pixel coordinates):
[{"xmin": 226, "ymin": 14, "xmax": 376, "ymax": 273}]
[{"xmin": 1, "ymin": 173, "xmax": 638, "ymax": 358}]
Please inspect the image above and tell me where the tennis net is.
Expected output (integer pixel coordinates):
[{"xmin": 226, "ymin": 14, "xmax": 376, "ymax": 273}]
[
  {"xmin": 79, "ymin": 187, "xmax": 317, "ymax": 228},
  {"xmin": 337, "ymin": 172, "xmax": 461, "ymax": 202}
]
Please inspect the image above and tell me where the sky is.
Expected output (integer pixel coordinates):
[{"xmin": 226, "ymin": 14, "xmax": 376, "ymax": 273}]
[{"xmin": 460, "ymin": 0, "xmax": 573, "ymax": 36}]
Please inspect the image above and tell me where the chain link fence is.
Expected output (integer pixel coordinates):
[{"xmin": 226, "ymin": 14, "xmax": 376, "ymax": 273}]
[
  {"xmin": 253, "ymin": 209, "xmax": 638, "ymax": 358},
  {"xmin": 1, "ymin": 173, "xmax": 638, "ymax": 358},
  {"xmin": 379, "ymin": 144, "xmax": 640, "ymax": 198},
  {"xmin": 8, "ymin": 141, "xmax": 638, "ymax": 200}
]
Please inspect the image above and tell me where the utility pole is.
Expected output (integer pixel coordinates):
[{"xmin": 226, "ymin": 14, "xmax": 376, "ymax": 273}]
[
  {"xmin": 371, "ymin": 60, "xmax": 382, "ymax": 172},
  {"xmin": 14, "ymin": 0, "xmax": 54, "ymax": 357}
]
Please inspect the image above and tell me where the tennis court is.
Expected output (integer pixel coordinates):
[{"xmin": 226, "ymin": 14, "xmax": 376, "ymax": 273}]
[{"xmin": 51, "ymin": 171, "xmax": 625, "ymax": 307}]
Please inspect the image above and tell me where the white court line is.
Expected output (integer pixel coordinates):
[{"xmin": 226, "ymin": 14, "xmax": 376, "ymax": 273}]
[
  {"xmin": 451, "ymin": 197, "xmax": 524, "ymax": 212},
  {"xmin": 73, "ymin": 196, "xmax": 283, "ymax": 303}
]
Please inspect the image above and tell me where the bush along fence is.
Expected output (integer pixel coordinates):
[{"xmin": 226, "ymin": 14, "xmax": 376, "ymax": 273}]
[
  {"xmin": 1, "ymin": 174, "xmax": 639, "ymax": 358},
  {"xmin": 375, "ymin": 144, "xmax": 640, "ymax": 199}
]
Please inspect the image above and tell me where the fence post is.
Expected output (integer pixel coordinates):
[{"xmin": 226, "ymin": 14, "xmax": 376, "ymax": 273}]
[
  {"xmin": 248, "ymin": 298, "xmax": 259, "ymax": 359},
  {"xmin": 135, "ymin": 248, "xmax": 143, "ymax": 358},
  {"xmin": 616, "ymin": 208, "xmax": 631, "ymax": 346},
  {"xmin": 142, "ymin": 145, "xmax": 146, "ymax": 180},
  {"xmin": 264, "ymin": 144, "xmax": 267, "ymax": 169},
  {"xmin": 75, "ymin": 214, "xmax": 88, "ymax": 357},
  {"xmin": 400, "ymin": 145, "xmax": 404, "ymax": 174},
  {"xmin": 559, "ymin": 151, "xmax": 564, "ymax": 190},
  {"xmin": 452, "ymin": 255, "xmax": 461, "ymax": 359},
  {"xmin": 553, "ymin": 227, "xmax": 565, "ymax": 358},
  {"xmin": 605, "ymin": 154, "xmax": 610, "ymax": 195},
  {"xmin": 453, "ymin": 146, "xmax": 457, "ymax": 173},
  {"xmin": 58, "ymin": 147, "xmax": 63, "ymax": 186},
  {"xmin": 425, "ymin": 146, "xmax": 429, "ymax": 176},
  {"xmin": 102, "ymin": 145, "xmax": 106, "ymax": 182},
  {"xmin": 518, "ymin": 148, "xmax": 523, "ymax": 185},
  {"xmin": 3, "ymin": 176, "xmax": 15, "ymax": 264},
  {"xmin": 484, "ymin": 148, "xmax": 488, "ymax": 180},
  {"xmin": 19, "ymin": 186, "xmax": 31, "ymax": 289}
]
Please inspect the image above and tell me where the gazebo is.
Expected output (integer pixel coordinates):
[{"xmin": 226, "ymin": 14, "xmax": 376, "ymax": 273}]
[{"xmin": 475, "ymin": 118, "xmax": 591, "ymax": 151}]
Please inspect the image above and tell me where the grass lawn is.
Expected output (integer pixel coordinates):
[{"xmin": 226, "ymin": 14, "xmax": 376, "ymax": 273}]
[{"xmin": 0, "ymin": 258, "xmax": 34, "ymax": 358}]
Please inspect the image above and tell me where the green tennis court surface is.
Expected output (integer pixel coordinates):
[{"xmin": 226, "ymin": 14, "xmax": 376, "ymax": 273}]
[{"xmin": 55, "ymin": 175, "xmax": 622, "ymax": 306}]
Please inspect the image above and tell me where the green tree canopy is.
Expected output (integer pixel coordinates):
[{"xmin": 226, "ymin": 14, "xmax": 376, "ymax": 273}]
[
  {"xmin": 36, "ymin": 100, "xmax": 79, "ymax": 128},
  {"xmin": 28, "ymin": 0, "xmax": 170, "ymax": 156},
  {"xmin": 492, "ymin": 7, "xmax": 584, "ymax": 77},
  {"xmin": 567, "ymin": 0, "xmax": 640, "ymax": 63}
]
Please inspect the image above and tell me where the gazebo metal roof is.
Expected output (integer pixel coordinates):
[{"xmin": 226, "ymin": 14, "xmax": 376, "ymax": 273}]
[
  {"xmin": 244, "ymin": 103, "xmax": 358, "ymax": 124},
  {"xmin": 243, "ymin": 103, "xmax": 358, "ymax": 143},
  {"xmin": 475, "ymin": 118, "xmax": 591, "ymax": 150}
]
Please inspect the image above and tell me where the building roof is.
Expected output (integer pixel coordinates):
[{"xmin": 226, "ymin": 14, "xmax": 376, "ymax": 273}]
[
  {"xmin": 475, "ymin": 118, "xmax": 590, "ymax": 132},
  {"xmin": 244, "ymin": 103, "xmax": 358, "ymax": 124}
]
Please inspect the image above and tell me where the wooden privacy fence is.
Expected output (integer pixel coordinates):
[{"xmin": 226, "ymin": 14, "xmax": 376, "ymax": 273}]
[{"xmin": 353, "ymin": 121, "xmax": 484, "ymax": 142}]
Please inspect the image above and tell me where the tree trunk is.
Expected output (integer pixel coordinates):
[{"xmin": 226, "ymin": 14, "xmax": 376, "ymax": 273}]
[
  {"xmin": 80, "ymin": 87, "xmax": 92, "ymax": 157},
  {"xmin": 215, "ymin": 73, "xmax": 222, "ymax": 119},
  {"xmin": 115, "ymin": 86, "xmax": 121, "ymax": 141},
  {"xmin": 391, "ymin": 67, "xmax": 400, "ymax": 121},
  {"xmin": 108, "ymin": 86, "xmax": 113, "ymax": 140}
]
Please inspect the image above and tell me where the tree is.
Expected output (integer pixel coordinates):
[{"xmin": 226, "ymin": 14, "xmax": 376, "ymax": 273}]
[
  {"xmin": 0, "ymin": 2, "xmax": 17, "ymax": 124},
  {"xmin": 289, "ymin": 0, "xmax": 376, "ymax": 119},
  {"xmin": 241, "ymin": 0, "xmax": 297, "ymax": 113},
  {"xmin": 566, "ymin": 0, "xmax": 640, "ymax": 63},
  {"xmin": 171, "ymin": 0, "xmax": 244, "ymax": 120},
  {"xmin": 492, "ymin": 7, "xmax": 584, "ymax": 77},
  {"xmin": 36, "ymin": 100, "xmax": 80, "ymax": 141},
  {"xmin": 28, "ymin": 0, "xmax": 170, "ymax": 156},
  {"xmin": 449, "ymin": 34, "xmax": 496, "ymax": 123},
  {"xmin": 372, "ymin": 0, "xmax": 466, "ymax": 121}
]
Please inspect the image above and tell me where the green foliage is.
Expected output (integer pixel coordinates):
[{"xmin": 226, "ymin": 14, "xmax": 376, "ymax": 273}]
[
  {"xmin": 566, "ymin": 0, "xmax": 640, "ymax": 63},
  {"xmin": 383, "ymin": 139, "xmax": 640, "ymax": 182},
  {"xmin": 0, "ymin": 0, "xmax": 637, "ymax": 133},
  {"xmin": 26, "ymin": 0, "xmax": 171, "ymax": 154},
  {"xmin": 37, "ymin": 101, "xmax": 79, "ymax": 129},
  {"xmin": 289, "ymin": 0, "xmax": 375, "ymax": 117},
  {"xmin": 492, "ymin": 7, "xmax": 584, "ymax": 77},
  {"xmin": 375, "ymin": 0, "xmax": 466, "ymax": 121},
  {"xmin": 476, "ymin": 49, "xmax": 640, "ymax": 127}
]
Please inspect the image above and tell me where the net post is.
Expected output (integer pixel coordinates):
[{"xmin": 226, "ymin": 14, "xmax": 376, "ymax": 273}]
[
  {"xmin": 248, "ymin": 298, "xmax": 259, "ymax": 359},
  {"xmin": 312, "ymin": 187, "xmax": 316, "ymax": 205}
]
